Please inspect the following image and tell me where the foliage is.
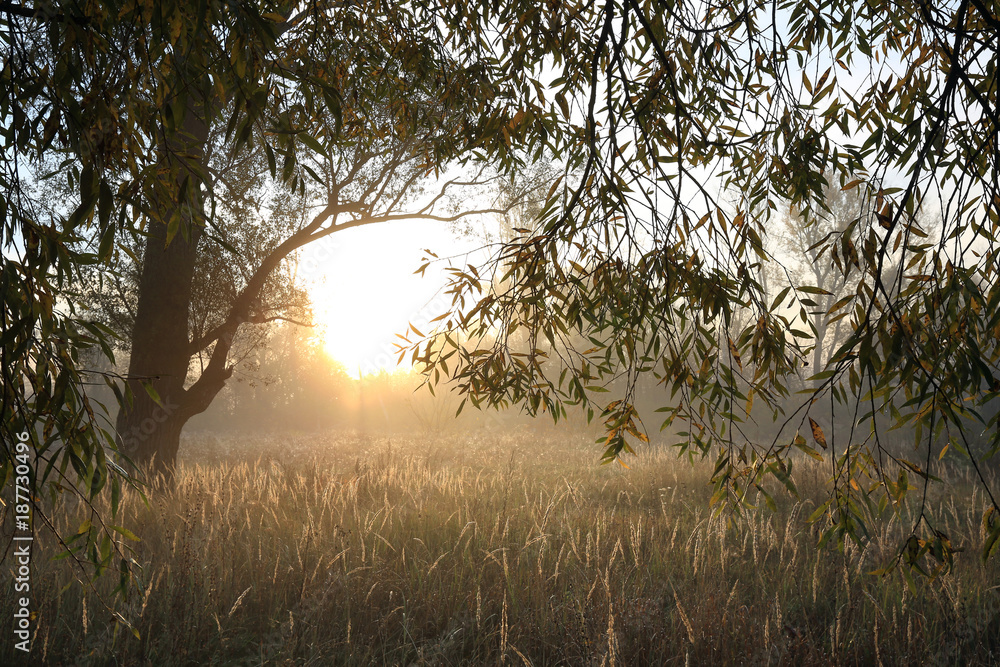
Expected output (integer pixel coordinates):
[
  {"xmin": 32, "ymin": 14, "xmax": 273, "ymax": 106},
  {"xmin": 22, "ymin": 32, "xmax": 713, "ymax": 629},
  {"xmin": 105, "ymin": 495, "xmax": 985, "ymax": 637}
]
[
  {"xmin": 32, "ymin": 126, "xmax": 313, "ymax": 370},
  {"xmin": 412, "ymin": 0, "xmax": 1000, "ymax": 576}
]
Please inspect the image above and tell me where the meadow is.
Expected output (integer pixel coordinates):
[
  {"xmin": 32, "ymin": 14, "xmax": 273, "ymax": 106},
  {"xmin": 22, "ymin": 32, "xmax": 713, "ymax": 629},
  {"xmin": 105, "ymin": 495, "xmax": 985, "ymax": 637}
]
[{"xmin": 3, "ymin": 429, "xmax": 999, "ymax": 665}]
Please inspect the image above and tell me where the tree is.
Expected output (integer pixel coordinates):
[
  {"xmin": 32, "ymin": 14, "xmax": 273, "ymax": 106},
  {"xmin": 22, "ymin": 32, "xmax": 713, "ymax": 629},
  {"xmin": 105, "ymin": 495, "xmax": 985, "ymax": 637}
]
[
  {"xmin": 1, "ymin": 0, "xmax": 536, "ymax": 593},
  {"xmin": 49, "ymin": 127, "xmax": 312, "ymax": 391},
  {"xmin": 412, "ymin": 0, "xmax": 1000, "ymax": 574},
  {"xmin": 12, "ymin": 2, "xmax": 533, "ymax": 483},
  {"xmin": 776, "ymin": 176, "xmax": 864, "ymax": 373}
]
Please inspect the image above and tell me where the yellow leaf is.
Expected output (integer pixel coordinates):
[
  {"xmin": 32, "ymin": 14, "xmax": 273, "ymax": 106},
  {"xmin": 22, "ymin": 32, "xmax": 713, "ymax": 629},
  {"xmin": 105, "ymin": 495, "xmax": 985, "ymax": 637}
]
[
  {"xmin": 809, "ymin": 417, "xmax": 828, "ymax": 449},
  {"xmin": 728, "ymin": 337, "xmax": 742, "ymax": 370},
  {"xmin": 877, "ymin": 202, "xmax": 893, "ymax": 229}
]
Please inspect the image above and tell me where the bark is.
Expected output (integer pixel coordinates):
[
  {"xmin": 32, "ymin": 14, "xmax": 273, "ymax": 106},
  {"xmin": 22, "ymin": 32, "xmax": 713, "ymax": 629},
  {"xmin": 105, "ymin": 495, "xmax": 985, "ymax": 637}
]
[{"xmin": 116, "ymin": 85, "xmax": 218, "ymax": 483}]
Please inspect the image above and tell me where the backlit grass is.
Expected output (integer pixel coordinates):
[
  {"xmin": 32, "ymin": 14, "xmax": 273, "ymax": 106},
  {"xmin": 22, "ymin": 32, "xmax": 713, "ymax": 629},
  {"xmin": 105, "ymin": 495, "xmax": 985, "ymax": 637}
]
[{"xmin": 3, "ymin": 430, "xmax": 999, "ymax": 665}]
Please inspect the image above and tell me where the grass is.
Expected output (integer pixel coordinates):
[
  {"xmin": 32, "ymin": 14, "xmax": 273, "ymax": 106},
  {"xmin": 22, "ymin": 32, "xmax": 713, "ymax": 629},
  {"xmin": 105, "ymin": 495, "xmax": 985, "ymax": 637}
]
[{"xmin": 3, "ymin": 429, "xmax": 999, "ymax": 665}]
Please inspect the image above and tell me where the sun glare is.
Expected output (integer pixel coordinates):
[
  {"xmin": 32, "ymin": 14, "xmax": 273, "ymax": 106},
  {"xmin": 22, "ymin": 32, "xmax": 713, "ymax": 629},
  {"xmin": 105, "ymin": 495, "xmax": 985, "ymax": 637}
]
[{"xmin": 300, "ymin": 220, "xmax": 465, "ymax": 377}]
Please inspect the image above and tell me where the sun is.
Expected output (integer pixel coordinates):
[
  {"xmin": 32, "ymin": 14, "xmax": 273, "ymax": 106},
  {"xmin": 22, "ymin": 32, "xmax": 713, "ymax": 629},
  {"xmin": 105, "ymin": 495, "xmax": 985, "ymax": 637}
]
[
  {"xmin": 311, "ymin": 291, "xmax": 410, "ymax": 375},
  {"xmin": 299, "ymin": 220, "xmax": 460, "ymax": 377}
]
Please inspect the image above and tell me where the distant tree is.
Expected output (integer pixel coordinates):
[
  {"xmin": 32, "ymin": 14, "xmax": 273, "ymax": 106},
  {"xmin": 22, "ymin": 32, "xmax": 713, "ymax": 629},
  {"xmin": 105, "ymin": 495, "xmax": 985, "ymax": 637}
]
[
  {"xmin": 195, "ymin": 321, "xmax": 352, "ymax": 432},
  {"xmin": 776, "ymin": 177, "xmax": 865, "ymax": 373}
]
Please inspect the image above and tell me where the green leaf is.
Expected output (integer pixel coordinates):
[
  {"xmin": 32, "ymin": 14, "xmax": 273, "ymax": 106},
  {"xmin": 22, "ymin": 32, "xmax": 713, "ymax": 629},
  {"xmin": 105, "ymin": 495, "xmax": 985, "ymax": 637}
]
[
  {"xmin": 807, "ymin": 499, "xmax": 833, "ymax": 524},
  {"xmin": 298, "ymin": 132, "xmax": 328, "ymax": 158},
  {"xmin": 110, "ymin": 525, "xmax": 141, "ymax": 542},
  {"xmin": 798, "ymin": 286, "xmax": 832, "ymax": 296},
  {"xmin": 142, "ymin": 381, "xmax": 163, "ymax": 407},
  {"xmin": 794, "ymin": 435, "xmax": 824, "ymax": 461},
  {"xmin": 983, "ymin": 511, "xmax": 1000, "ymax": 563}
]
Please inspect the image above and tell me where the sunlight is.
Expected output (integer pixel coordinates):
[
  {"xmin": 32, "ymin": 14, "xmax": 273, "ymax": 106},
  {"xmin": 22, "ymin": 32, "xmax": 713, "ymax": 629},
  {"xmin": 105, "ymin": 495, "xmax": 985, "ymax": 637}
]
[{"xmin": 300, "ymin": 219, "xmax": 467, "ymax": 376}]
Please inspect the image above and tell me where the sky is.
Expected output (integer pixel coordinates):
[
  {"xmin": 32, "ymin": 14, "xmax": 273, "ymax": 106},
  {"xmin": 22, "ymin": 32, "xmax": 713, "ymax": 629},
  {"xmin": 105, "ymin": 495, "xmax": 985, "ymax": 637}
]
[{"xmin": 299, "ymin": 217, "xmax": 482, "ymax": 377}]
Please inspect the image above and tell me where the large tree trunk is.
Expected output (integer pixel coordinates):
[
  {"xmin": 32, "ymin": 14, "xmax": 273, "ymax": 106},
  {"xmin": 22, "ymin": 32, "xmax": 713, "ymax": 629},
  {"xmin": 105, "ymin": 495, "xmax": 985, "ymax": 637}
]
[
  {"xmin": 112, "ymin": 70, "xmax": 349, "ymax": 481},
  {"xmin": 116, "ymin": 86, "xmax": 214, "ymax": 483},
  {"xmin": 116, "ymin": 215, "xmax": 202, "ymax": 481}
]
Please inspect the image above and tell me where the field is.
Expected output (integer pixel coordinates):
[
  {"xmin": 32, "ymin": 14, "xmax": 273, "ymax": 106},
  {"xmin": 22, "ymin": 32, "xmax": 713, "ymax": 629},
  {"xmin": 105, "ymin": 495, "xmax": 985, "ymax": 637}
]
[{"xmin": 3, "ymin": 430, "xmax": 999, "ymax": 665}]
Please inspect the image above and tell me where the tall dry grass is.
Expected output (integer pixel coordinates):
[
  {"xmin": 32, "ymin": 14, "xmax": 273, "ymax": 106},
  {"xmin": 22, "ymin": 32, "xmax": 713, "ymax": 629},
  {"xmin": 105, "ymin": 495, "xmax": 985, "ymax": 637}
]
[{"xmin": 3, "ymin": 430, "xmax": 998, "ymax": 665}]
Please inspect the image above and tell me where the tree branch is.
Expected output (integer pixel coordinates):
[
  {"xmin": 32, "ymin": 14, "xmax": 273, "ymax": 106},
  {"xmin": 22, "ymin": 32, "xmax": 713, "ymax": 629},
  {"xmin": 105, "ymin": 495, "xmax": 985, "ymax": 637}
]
[{"xmin": 247, "ymin": 314, "xmax": 314, "ymax": 327}]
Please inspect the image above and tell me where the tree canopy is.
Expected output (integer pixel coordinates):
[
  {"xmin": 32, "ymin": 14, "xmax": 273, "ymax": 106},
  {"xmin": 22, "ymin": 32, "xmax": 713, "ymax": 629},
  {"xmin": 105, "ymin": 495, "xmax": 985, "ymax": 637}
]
[{"xmin": 410, "ymin": 0, "xmax": 1000, "ymax": 577}]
